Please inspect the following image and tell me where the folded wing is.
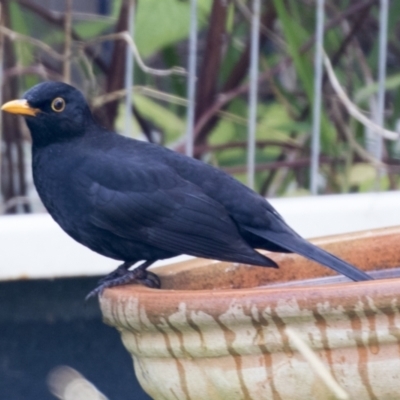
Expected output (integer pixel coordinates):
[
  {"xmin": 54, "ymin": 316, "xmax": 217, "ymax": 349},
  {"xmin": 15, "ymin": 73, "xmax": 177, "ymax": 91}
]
[{"xmin": 79, "ymin": 161, "xmax": 277, "ymax": 267}]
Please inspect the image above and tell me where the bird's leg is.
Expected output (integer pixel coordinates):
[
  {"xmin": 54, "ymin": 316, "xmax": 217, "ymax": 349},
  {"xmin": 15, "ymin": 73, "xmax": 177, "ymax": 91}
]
[
  {"xmin": 86, "ymin": 260, "xmax": 159, "ymax": 300},
  {"xmin": 133, "ymin": 260, "xmax": 161, "ymax": 289},
  {"xmin": 97, "ymin": 261, "xmax": 135, "ymax": 285}
]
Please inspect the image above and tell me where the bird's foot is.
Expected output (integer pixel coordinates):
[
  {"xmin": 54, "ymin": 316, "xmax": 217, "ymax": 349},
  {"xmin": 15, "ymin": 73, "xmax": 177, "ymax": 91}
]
[
  {"xmin": 97, "ymin": 262, "xmax": 132, "ymax": 285},
  {"xmin": 86, "ymin": 265, "xmax": 160, "ymax": 300},
  {"xmin": 136, "ymin": 270, "xmax": 161, "ymax": 289}
]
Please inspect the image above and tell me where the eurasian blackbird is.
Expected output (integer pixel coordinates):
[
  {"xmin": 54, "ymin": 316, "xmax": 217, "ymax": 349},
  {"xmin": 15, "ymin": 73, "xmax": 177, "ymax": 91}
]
[{"xmin": 2, "ymin": 82, "xmax": 372, "ymax": 296}]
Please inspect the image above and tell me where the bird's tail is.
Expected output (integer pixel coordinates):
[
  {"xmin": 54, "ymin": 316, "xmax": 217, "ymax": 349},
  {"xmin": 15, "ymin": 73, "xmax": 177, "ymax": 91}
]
[{"xmin": 244, "ymin": 226, "xmax": 373, "ymax": 282}]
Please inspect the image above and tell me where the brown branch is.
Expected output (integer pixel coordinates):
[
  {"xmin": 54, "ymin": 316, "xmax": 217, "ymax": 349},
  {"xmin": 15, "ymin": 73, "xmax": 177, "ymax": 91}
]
[
  {"xmin": 93, "ymin": 1, "xmax": 129, "ymax": 130},
  {"xmin": 197, "ymin": 139, "xmax": 302, "ymax": 154},
  {"xmin": 195, "ymin": 0, "xmax": 229, "ymax": 123},
  {"xmin": 193, "ymin": 3, "xmax": 277, "ymax": 154}
]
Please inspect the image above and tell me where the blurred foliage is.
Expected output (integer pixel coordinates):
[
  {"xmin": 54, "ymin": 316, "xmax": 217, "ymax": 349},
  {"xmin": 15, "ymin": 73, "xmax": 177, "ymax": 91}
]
[
  {"xmin": 1, "ymin": 0, "xmax": 400, "ymax": 214},
  {"xmin": 135, "ymin": 0, "xmax": 213, "ymax": 58}
]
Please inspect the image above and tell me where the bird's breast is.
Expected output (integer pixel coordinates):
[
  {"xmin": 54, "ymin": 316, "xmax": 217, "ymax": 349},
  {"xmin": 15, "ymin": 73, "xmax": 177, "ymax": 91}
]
[{"xmin": 32, "ymin": 146, "xmax": 90, "ymax": 226}]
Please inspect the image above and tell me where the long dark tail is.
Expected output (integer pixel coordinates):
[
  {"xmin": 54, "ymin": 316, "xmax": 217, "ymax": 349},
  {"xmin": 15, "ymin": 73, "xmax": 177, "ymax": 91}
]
[{"xmin": 244, "ymin": 226, "xmax": 373, "ymax": 281}]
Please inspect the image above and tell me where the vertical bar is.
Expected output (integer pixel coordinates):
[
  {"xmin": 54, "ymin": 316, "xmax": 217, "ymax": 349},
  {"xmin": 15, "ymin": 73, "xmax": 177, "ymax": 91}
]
[
  {"xmin": 310, "ymin": 0, "xmax": 325, "ymax": 195},
  {"xmin": 247, "ymin": 0, "xmax": 261, "ymax": 189},
  {"xmin": 375, "ymin": 0, "xmax": 388, "ymax": 180},
  {"xmin": 63, "ymin": 0, "xmax": 73, "ymax": 84},
  {"xmin": 124, "ymin": 0, "xmax": 135, "ymax": 137},
  {"xmin": 0, "ymin": 4, "xmax": 3, "ymax": 191},
  {"xmin": 186, "ymin": 0, "xmax": 197, "ymax": 157}
]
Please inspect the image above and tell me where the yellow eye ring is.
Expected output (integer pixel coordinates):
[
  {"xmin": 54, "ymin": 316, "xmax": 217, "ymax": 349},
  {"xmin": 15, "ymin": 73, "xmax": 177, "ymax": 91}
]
[{"xmin": 51, "ymin": 97, "xmax": 65, "ymax": 112}]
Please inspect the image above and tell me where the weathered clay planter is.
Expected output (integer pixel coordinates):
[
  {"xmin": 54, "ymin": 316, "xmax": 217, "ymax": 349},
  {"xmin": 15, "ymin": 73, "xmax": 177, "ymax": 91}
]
[{"xmin": 100, "ymin": 226, "xmax": 400, "ymax": 399}]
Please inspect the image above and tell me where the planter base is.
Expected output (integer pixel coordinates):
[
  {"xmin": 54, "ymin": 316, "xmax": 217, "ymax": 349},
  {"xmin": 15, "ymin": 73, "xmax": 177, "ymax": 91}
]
[{"xmin": 100, "ymin": 226, "xmax": 400, "ymax": 399}]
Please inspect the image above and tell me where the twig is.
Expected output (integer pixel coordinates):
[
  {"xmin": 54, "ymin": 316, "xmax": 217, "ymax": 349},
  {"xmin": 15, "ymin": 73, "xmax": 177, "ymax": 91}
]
[
  {"xmin": 197, "ymin": 139, "xmax": 302, "ymax": 153},
  {"xmin": 0, "ymin": 25, "xmax": 186, "ymax": 79},
  {"xmin": 264, "ymin": 134, "xmax": 309, "ymax": 197},
  {"xmin": 260, "ymin": 58, "xmax": 298, "ymax": 118},
  {"xmin": 92, "ymin": 85, "xmax": 251, "ymax": 129},
  {"xmin": 331, "ymin": 99, "xmax": 386, "ymax": 168},
  {"xmin": 301, "ymin": 0, "xmax": 377, "ymax": 57},
  {"xmin": 92, "ymin": 86, "xmax": 187, "ymax": 108},
  {"xmin": 223, "ymin": 155, "xmax": 343, "ymax": 174},
  {"xmin": 233, "ymin": 0, "xmax": 285, "ymax": 49},
  {"xmin": 2, "ymin": 65, "xmax": 63, "ymax": 81},
  {"xmin": 83, "ymin": 32, "xmax": 186, "ymax": 77},
  {"xmin": 17, "ymin": 0, "xmax": 115, "ymax": 23},
  {"xmin": 77, "ymin": 50, "xmax": 96, "ymax": 91},
  {"xmin": 217, "ymin": 111, "xmax": 248, "ymax": 126},
  {"xmin": 323, "ymin": 50, "xmax": 399, "ymax": 141},
  {"xmin": 285, "ymin": 328, "xmax": 349, "ymax": 400},
  {"xmin": 0, "ymin": 195, "xmax": 31, "ymax": 215},
  {"xmin": 17, "ymin": 0, "xmax": 109, "ymax": 73},
  {"xmin": 0, "ymin": 25, "xmax": 64, "ymax": 61}
]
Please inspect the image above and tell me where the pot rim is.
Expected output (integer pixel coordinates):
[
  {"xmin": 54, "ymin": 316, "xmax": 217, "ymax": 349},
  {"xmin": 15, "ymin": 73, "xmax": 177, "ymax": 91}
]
[{"xmin": 102, "ymin": 277, "xmax": 400, "ymax": 318}]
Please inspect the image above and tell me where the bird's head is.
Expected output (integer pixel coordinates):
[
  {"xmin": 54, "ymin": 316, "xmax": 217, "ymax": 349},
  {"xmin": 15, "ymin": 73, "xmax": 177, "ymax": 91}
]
[{"xmin": 1, "ymin": 81, "xmax": 94, "ymax": 146}]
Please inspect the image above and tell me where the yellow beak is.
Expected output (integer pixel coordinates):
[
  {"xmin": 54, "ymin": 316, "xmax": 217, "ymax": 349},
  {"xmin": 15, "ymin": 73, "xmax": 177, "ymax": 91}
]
[{"xmin": 1, "ymin": 99, "xmax": 39, "ymax": 117}]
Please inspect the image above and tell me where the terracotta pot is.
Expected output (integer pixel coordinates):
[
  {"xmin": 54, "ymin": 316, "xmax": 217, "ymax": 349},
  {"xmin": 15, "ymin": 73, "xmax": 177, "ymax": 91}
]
[{"xmin": 100, "ymin": 226, "xmax": 400, "ymax": 399}]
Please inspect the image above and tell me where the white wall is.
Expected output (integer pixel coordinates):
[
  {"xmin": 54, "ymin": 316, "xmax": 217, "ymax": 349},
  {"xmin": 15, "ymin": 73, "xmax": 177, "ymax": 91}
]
[{"xmin": 1, "ymin": 191, "xmax": 399, "ymax": 280}]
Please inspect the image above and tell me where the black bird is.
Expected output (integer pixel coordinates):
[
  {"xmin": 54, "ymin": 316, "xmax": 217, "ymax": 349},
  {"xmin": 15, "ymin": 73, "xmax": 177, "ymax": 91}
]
[{"xmin": 2, "ymin": 82, "xmax": 372, "ymax": 296}]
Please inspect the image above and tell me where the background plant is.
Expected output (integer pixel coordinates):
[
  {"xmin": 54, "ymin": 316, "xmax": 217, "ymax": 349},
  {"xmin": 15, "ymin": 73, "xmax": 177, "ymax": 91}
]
[{"xmin": 1, "ymin": 0, "xmax": 399, "ymax": 214}]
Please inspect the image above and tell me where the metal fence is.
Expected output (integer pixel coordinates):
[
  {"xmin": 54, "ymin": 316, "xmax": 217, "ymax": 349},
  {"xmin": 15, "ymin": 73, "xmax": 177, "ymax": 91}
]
[
  {"xmin": 0, "ymin": 0, "xmax": 398, "ymax": 213},
  {"xmin": 122, "ymin": 0, "xmax": 395, "ymax": 193}
]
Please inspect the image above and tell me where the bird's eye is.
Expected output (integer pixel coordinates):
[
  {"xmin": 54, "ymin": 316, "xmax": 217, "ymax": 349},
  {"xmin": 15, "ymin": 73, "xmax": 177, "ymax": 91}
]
[{"xmin": 51, "ymin": 97, "xmax": 65, "ymax": 112}]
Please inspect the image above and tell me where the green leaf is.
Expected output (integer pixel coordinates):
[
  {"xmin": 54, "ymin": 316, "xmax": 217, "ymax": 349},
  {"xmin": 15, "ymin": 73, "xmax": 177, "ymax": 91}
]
[
  {"xmin": 9, "ymin": 2, "xmax": 38, "ymax": 88},
  {"xmin": 40, "ymin": 31, "xmax": 65, "ymax": 47},
  {"xmin": 348, "ymin": 163, "xmax": 376, "ymax": 186},
  {"xmin": 133, "ymin": 94, "xmax": 185, "ymax": 143},
  {"xmin": 355, "ymin": 74, "xmax": 400, "ymax": 103},
  {"xmin": 135, "ymin": 0, "xmax": 213, "ymax": 58},
  {"xmin": 345, "ymin": 163, "xmax": 388, "ymax": 192},
  {"xmin": 111, "ymin": 0, "xmax": 123, "ymax": 18},
  {"xmin": 257, "ymin": 103, "xmax": 301, "ymax": 140},
  {"xmin": 9, "ymin": 2, "xmax": 29, "ymax": 35},
  {"xmin": 272, "ymin": 0, "xmax": 337, "ymax": 151},
  {"xmin": 272, "ymin": 0, "xmax": 312, "ymax": 100},
  {"xmin": 210, "ymin": 119, "xmax": 237, "ymax": 146},
  {"xmin": 74, "ymin": 19, "xmax": 113, "ymax": 39}
]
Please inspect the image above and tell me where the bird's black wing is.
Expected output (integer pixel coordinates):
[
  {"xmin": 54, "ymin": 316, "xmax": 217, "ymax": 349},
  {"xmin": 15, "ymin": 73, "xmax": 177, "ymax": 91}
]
[{"xmin": 76, "ymin": 159, "xmax": 276, "ymax": 267}]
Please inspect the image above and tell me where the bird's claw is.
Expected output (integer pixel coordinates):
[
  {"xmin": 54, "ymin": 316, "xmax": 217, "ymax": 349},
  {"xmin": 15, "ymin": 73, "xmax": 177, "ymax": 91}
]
[
  {"xmin": 85, "ymin": 286, "xmax": 104, "ymax": 301},
  {"xmin": 86, "ymin": 268, "xmax": 161, "ymax": 300},
  {"xmin": 97, "ymin": 265, "xmax": 128, "ymax": 285},
  {"xmin": 136, "ymin": 270, "xmax": 161, "ymax": 288}
]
